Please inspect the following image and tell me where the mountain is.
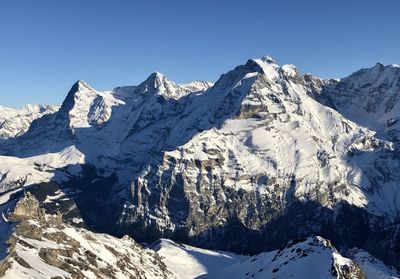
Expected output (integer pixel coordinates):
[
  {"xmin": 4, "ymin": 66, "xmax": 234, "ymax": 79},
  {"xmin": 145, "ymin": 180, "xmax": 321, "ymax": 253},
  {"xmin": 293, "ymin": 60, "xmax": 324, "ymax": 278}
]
[
  {"xmin": 0, "ymin": 104, "xmax": 59, "ymax": 139},
  {"xmin": 0, "ymin": 56, "xmax": 400, "ymax": 277},
  {"xmin": 201, "ymin": 236, "xmax": 366, "ymax": 279},
  {"xmin": 152, "ymin": 236, "xmax": 400, "ymax": 279},
  {"xmin": 324, "ymin": 62, "xmax": 400, "ymax": 141},
  {"xmin": 1, "ymin": 193, "xmax": 396, "ymax": 279},
  {"xmin": 0, "ymin": 193, "xmax": 175, "ymax": 279}
]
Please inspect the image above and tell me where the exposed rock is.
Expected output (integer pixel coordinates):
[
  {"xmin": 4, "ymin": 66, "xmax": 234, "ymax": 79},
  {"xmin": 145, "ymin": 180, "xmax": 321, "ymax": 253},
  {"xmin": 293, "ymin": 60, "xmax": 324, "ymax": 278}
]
[{"xmin": 0, "ymin": 194, "xmax": 176, "ymax": 279}]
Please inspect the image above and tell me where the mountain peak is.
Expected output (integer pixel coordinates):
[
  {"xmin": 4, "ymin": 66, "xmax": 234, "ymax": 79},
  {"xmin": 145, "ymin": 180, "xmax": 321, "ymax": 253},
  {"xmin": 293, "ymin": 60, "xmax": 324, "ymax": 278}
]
[
  {"xmin": 59, "ymin": 80, "xmax": 94, "ymax": 113},
  {"xmin": 142, "ymin": 72, "xmax": 169, "ymax": 88},
  {"xmin": 74, "ymin": 80, "xmax": 92, "ymax": 91},
  {"xmin": 260, "ymin": 55, "xmax": 276, "ymax": 64},
  {"xmin": 66, "ymin": 80, "xmax": 92, "ymax": 97},
  {"xmin": 372, "ymin": 62, "xmax": 399, "ymax": 68},
  {"xmin": 251, "ymin": 55, "xmax": 280, "ymax": 80}
]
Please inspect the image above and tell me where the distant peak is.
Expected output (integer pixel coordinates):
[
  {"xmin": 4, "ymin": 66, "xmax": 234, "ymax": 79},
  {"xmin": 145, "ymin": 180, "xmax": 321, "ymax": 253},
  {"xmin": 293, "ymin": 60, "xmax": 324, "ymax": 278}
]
[
  {"xmin": 376, "ymin": 62, "xmax": 400, "ymax": 69},
  {"xmin": 362, "ymin": 62, "xmax": 400, "ymax": 74},
  {"xmin": 260, "ymin": 55, "xmax": 276, "ymax": 64},
  {"xmin": 148, "ymin": 71, "xmax": 165, "ymax": 80},
  {"xmin": 74, "ymin": 80, "xmax": 92, "ymax": 90},
  {"xmin": 373, "ymin": 62, "xmax": 385, "ymax": 69},
  {"xmin": 154, "ymin": 71, "xmax": 165, "ymax": 78},
  {"xmin": 144, "ymin": 72, "xmax": 168, "ymax": 86},
  {"xmin": 282, "ymin": 64, "xmax": 298, "ymax": 77},
  {"xmin": 250, "ymin": 55, "xmax": 280, "ymax": 80},
  {"xmin": 60, "ymin": 80, "xmax": 93, "ymax": 113},
  {"xmin": 371, "ymin": 62, "xmax": 400, "ymax": 71}
]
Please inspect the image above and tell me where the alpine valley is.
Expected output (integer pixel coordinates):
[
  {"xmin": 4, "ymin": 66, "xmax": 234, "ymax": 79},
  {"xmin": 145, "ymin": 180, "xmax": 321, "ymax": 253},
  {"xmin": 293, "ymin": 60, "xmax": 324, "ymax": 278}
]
[{"xmin": 0, "ymin": 56, "xmax": 400, "ymax": 278}]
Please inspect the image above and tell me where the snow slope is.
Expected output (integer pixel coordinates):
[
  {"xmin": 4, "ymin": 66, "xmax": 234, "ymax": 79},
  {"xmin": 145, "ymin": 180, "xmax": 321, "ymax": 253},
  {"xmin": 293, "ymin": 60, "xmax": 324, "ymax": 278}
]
[
  {"xmin": 201, "ymin": 236, "xmax": 363, "ymax": 279},
  {"xmin": 0, "ymin": 146, "xmax": 85, "ymax": 198},
  {"xmin": 152, "ymin": 239, "xmax": 247, "ymax": 279},
  {"xmin": 153, "ymin": 237, "xmax": 399, "ymax": 279},
  {"xmin": 351, "ymin": 249, "xmax": 400, "ymax": 279},
  {"xmin": 0, "ymin": 104, "xmax": 59, "ymax": 139},
  {"xmin": 325, "ymin": 63, "xmax": 400, "ymax": 139},
  {"xmin": 0, "ymin": 194, "xmax": 175, "ymax": 279}
]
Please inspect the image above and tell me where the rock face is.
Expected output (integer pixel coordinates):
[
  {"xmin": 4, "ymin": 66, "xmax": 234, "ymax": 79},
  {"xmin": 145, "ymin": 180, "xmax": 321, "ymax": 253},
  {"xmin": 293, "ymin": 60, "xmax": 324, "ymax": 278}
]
[
  {"xmin": 11, "ymin": 192, "xmax": 62, "ymax": 228},
  {"xmin": 12, "ymin": 192, "xmax": 43, "ymax": 220},
  {"xmin": 0, "ymin": 56, "xmax": 400, "ymax": 272},
  {"xmin": 0, "ymin": 194, "xmax": 176, "ymax": 279}
]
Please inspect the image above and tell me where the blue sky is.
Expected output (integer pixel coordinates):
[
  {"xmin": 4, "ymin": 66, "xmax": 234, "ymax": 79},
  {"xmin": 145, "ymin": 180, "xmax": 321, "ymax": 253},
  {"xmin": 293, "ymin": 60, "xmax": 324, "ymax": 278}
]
[{"xmin": 1, "ymin": 0, "xmax": 399, "ymax": 107}]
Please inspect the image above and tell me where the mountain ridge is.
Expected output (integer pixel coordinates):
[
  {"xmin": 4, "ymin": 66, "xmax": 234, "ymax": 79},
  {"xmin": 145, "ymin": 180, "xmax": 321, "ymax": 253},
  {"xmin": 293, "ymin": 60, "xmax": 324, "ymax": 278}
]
[{"xmin": 1, "ymin": 56, "xmax": 400, "ymax": 276}]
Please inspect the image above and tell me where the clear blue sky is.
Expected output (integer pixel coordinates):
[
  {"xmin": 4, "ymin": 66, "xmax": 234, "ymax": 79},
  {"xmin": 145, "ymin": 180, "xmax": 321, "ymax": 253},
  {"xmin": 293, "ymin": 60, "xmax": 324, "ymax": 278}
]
[{"xmin": 1, "ymin": 0, "xmax": 399, "ymax": 107}]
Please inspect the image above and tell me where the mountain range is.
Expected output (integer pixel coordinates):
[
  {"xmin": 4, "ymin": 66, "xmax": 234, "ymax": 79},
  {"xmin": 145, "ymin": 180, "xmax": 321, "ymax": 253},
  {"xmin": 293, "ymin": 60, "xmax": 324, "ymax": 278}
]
[{"xmin": 0, "ymin": 56, "xmax": 399, "ymax": 278}]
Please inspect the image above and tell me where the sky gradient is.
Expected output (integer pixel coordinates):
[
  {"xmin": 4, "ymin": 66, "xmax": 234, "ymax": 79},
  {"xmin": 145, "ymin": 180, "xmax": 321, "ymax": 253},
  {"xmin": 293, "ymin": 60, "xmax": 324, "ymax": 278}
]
[{"xmin": 1, "ymin": 0, "xmax": 400, "ymax": 107}]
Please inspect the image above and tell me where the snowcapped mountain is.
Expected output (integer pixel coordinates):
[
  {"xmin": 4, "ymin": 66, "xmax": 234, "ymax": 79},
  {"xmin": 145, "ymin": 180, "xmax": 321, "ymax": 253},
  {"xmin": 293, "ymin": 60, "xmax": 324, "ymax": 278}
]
[
  {"xmin": 1, "ymin": 193, "xmax": 396, "ymax": 279},
  {"xmin": 0, "ymin": 55, "xmax": 400, "ymax": 277},
  {"xmin": 0, "ymin": 193, "xmax": 175, "ymax": 279},
  {"xmin": 201, "ymin": 236, "xmax": 366, "ymax": 279},
  {"xmin": 324, "ymin": 62, "xmax": 400, "ymax": 140},
  {"xmin": 152, "ymin": 236, "xmax": 400, "ymax": 279},
  {"xmin": 0, "ymin": 104, "xmax": 59, "ymax": 139}
]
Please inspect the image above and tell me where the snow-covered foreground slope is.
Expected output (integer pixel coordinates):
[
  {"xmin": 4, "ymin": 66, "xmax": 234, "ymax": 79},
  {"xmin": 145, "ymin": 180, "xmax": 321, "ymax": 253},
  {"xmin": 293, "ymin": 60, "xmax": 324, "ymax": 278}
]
[
  {"xmin": 0, "ymin": 193, "xmax": 398, "ymax": 279},
  {"xmin": 351, "ymin": 250, "xmax": 400, "ymax": 279},
  {"xmin": 1, "ymin": 56, "xmax": 400, "ymax": 271},
  {"xmin": 153, "ymin": 236, "xmax": 399, "ymax": 279},
  {"xmin": 152, "ymin": 239, "xmax": 247, "ymax": 279},
  {"xmin": 0, "ymin": 104, "xmax": 59, "ymax": 139},
  {"xmin": 201, "ymin": 236, "xmax": 365, "ymax": 279},
  {"xmin": 0, "ymin": 193, "xmax": 175, "ymax": 279}
]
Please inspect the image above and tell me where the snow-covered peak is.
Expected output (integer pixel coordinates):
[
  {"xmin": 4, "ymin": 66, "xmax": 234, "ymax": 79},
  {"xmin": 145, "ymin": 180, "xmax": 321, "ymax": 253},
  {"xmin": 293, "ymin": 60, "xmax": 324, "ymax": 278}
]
[
  {"xmin": 140, "ymin": 72, "xmax": 176, "ymax": 96},
  {"xmin": 64, "ymin": 80, "xmax": 93, "ymax": 99},
  {"xmin": 139, "ymin": 71, "xmax": 211, "ymax": 100},
  {"xmin": 75, "ymin": 79, "xmax": 92, "ymax": 90},
  {"xmin": 180, "ymin": 80, "xmax": 214, "ymax": 92},
  {"xmin": 324, "ymin": 61, "xmax": 400, "ymax": 139},
  {"xmin": 56, "ymin": 80, "xmax": 126, "ymax": 131},
  {"xmin": 203, "ymin": 236, "xmax": 365, "ymax": 279},
  {"xmin": 60, "ymin": 80, "xmax": 93, "ymax": 112},
  {"xmin": 260, "ymin": 55, "xmax": 276, "ymax": 64},
  {"xmin": 343, "ymin": 62, "xmax": 400, "ymax": 88},
  {"xmin": 251, "ymin": 56, "xmax": 280, "ymax": 80},
  {"xmin": 245, "ymin": 56, "xmax": 301, "ymax": 81},
  {"xmin": 282, "ymin": 64, "xmax": 298, "ymax": 77},
  {"xmin": 145, "ymin": 71, "xmax": 166, "ymax": 87},
  {"xmin": 0, "ymin": 104, "xmax": 59, "ymax": 139}
]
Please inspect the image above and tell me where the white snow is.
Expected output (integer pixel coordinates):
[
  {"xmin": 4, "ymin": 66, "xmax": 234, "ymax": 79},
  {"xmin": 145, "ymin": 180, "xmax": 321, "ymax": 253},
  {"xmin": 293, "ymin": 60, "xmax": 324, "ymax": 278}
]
[
  {"xmin": 4, "ymin": 222, "xmax": 176, "ymax": 279},
  {"xmin": 0, "ymin": 146, "xmax": 85, "ymax": 195},
  {"xmin": 353, "ymin": 250, "xmax": 400, "ymax": 279},
  {"xmin": 152, "ymin": 237, "xmax": 397, "ymax": 279},
  {"xmin": 154, "ymin": 239, "xmax": 247, "ymax": 279},
  {"xmin": 0, "ymin": 104, "xmax": 59, "ymax": 139}
]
